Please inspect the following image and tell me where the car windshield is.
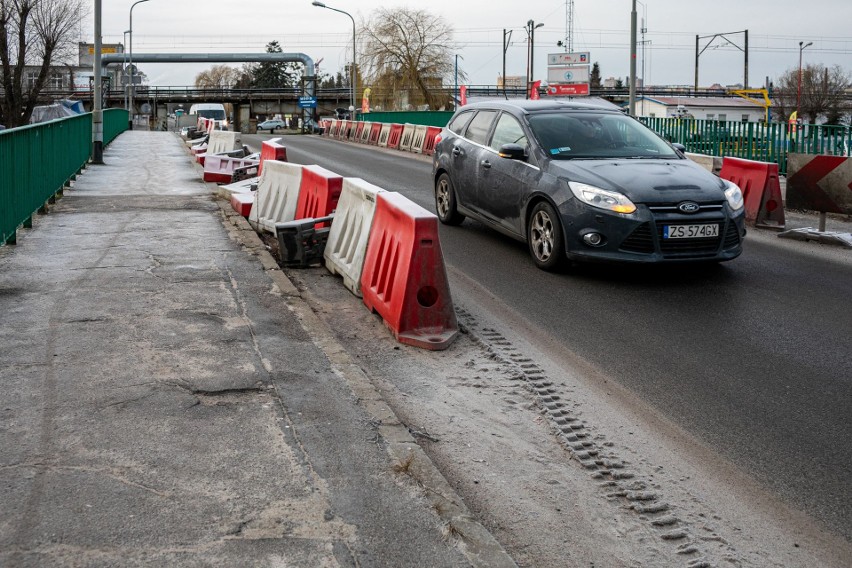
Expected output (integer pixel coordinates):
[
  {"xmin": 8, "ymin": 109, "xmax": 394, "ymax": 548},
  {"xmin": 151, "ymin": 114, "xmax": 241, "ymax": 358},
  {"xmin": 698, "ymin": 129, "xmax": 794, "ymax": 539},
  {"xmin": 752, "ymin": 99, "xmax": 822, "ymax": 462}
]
[
  {"xmin": 527, "ymin": 111, "xmax": 678, "ymax": 160},
  {"xmin": 197, "ymin": 109, "xmax": 225, "ymax": 120}
]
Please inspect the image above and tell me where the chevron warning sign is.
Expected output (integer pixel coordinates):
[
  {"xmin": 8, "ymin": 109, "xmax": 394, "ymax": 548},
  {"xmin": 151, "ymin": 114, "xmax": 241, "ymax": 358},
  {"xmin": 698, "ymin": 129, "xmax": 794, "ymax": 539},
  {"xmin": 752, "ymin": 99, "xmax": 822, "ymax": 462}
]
[{"xmin": 786, "ymin": 154, "xmax": 852, "ymax": 215}]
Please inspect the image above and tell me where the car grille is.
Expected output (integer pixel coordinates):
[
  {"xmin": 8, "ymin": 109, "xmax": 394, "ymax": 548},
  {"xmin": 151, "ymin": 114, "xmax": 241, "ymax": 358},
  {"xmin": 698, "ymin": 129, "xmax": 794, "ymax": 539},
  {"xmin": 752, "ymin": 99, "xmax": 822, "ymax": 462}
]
[
  {"xmin": 619, "ymin": 218, "xmax": 739, "ymax": 257},
  {"xmin": 657, "ymin": 224, "xmax": 722, "ymax": 256},
  {"xmin": 619, "ymin": 223, "xmax": 655, "ymax": 254},
  {"xmin": 647, "ymin": 202, "xmax": 725, "ymax": 214}
]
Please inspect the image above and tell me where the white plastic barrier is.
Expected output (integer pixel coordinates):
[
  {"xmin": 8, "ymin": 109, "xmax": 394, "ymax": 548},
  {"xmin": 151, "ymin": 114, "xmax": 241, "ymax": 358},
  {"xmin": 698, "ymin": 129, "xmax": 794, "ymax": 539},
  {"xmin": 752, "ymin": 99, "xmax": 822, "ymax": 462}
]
[
  {"xmin": 377, "ymin": 123, "xmax": 392, "ymax": 148},
  {"xmin": 359, "ymin": 121, "xmax": 372, "ymax": 143},
  {"xmin": 207, "ymin": 130, "xmax": 242, "ymax": 155},
  {"xmin": 327, "ymin": 119, "xmax": 338, "ymax": 137},
  {"xmin": 398, "ymin": 123, "xmax": 416, "ymax": 152},
  {"xmin": 686, "ymin": 152, "xmax": 723, "ymax": 176},
  {"xmin": 324, "ymin": 178, "xmax": 386, "ymax": 297},
  {"xmin": 410, "ymin": 125, "xmax": 428, "ymax": 154},
  {"xmin": 249, "ymin": 160, "xmax": 303, "ymax": 234},
  {"xmin": 219, "ymin": 177, "xmax": 255, "ymax": 198}
]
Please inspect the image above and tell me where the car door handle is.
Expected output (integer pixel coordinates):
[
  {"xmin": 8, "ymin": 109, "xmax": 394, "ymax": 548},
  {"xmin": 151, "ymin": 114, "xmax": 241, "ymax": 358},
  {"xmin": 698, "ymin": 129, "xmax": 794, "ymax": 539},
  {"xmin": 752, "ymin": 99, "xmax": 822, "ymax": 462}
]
[
  {"xmin": 481, "ymin": 160, "xmax": 491, "ymax": 169},
  {"xmin": 452, "ymin": 147, "xmax": 462, "ymax": 157}
]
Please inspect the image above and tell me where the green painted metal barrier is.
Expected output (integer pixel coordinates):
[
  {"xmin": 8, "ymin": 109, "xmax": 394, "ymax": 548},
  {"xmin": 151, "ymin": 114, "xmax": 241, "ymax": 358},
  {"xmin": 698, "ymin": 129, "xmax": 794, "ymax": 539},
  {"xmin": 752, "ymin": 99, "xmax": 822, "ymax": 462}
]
[
  {"xmin": 639, "ymin": 117, "xmax": 852, "ymax": 175},
  {"xmin": 1, "ymin": 109, "xmax": 129, "ymax": 245},
  {"xmin": 359, "ymin": 111, "xmax": 454, "ymax": 128},
  {"xmin": 104, "ymin": 108, "xmax": 130, "ymax": 145}
]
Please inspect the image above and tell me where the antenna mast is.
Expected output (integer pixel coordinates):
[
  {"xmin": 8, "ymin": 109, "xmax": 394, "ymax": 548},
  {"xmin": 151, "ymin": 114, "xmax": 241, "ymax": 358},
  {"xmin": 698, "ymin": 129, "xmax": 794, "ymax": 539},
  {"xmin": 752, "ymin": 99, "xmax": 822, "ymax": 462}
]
[{"xmin": 563, "ymin": 0, "xmax": 574, "ymax": 52}]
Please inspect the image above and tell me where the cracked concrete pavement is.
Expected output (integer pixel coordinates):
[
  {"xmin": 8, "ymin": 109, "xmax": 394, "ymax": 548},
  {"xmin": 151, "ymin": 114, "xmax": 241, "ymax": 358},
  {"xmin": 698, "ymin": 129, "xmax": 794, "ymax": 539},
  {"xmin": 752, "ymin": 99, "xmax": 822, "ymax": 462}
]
[{"xmin": 0, "ymin": 131, "xmax": 511, "ymax": 567}]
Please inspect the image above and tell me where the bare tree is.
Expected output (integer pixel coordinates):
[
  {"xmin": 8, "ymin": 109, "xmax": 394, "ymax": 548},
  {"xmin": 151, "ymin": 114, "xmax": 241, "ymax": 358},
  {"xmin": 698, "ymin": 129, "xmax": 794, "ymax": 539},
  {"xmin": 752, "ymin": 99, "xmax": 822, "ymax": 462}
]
[
  {"xmin": 0, "ymin": 0, "xmax": 86, "ymax": 127},
  {"xmin": 360, "ymin": 7, "xmax": 461, "ymax": 110},
  {"xmin": 194, "ymin": 64, "xmax": 242, "ymax": 89},
  {"xmin": 771, "ymin": 63, "xmax": 851, "ymax": 125}
]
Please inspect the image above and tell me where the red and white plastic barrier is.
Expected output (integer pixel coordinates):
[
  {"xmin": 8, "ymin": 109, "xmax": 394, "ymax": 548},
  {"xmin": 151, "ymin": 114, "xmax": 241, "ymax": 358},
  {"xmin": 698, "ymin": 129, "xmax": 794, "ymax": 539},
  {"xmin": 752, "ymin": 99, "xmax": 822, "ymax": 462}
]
[
  {"xmin": 295, "ymin": 165, "xmax": 343, "ymax": 226},
  {"xmin": 377, "ymin": 123, "xmax": 392, "ymax": 147},
  {"xmin": 368, "ymin": 123, "xmax": 382, "ymax": 145},
  {"xmin": 410, "ymin": 125, "xmax": 428, "ymax": 154},
  {"xmin": 360, "ymin": 192, "xmax": 458, "ymax": 350},
  {"xmin": 203, "ymin": 155, "xmax": 258, "ymax": 184},
  {"xmin": 196, "ymin": 130, "xmax": 242, "ymax": 166},
  {"xmin": 398, "ymin": 124, "xmax": 416, "ymax": 151},
  {"xmin": 219, "ymin": 138, "xmax": 287, "ymax": 198},
  {"xmin": 359, "ymin": 122, "xmax": 372, "ymax": 143},
  {"xmin": 386, "ymin": 124, "xmax": 404, "ymax": 149},
  {"xmin": 250, "ymin": 161, "xmax": 303, "ymax": 234},
  {"xmin": 422, "ymin": 127, "xmax": 442, "ymax": 156},
  {"xmin": 324, "ymin": 178, "xmax": 385, "ymax": 297},
  {"xmin": 719, "ymin": 157, "xmax": 785, "ymax": 230}
]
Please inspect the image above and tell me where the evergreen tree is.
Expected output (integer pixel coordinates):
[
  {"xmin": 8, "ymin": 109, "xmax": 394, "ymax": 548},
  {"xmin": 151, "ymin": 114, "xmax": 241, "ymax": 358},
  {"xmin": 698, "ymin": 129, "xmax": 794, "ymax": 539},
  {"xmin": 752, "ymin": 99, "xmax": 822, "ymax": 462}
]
[
  {"xmin": 590, "ymin": 62, "xmax": 601, "ymax": 89},
  {"xmin": 250, "ymin": 41, "xmax": 299, "ymax": 88}
]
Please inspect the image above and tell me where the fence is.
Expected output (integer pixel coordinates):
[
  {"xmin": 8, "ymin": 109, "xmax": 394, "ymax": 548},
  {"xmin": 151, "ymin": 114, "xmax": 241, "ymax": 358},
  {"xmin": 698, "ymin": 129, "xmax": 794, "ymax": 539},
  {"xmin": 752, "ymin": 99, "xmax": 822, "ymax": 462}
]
[
  {"xmin": 1, "ymin": 108, "xmax": 129, "ymax": 245},
  {"xmin": 639, "ymin": 117, "xmax": 852, "ymax": 175},
  {"xmin": 358, "ymin": 111, "xmax": 454, "ymax": 128}
]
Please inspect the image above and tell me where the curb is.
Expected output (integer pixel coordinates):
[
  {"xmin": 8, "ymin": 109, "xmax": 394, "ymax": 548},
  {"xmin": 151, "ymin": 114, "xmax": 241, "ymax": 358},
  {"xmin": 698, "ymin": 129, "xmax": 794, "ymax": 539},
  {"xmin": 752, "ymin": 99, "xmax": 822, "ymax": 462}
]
[{"xmin": 214, "ymin": 198, "xmax": 517, "ymax": 568}]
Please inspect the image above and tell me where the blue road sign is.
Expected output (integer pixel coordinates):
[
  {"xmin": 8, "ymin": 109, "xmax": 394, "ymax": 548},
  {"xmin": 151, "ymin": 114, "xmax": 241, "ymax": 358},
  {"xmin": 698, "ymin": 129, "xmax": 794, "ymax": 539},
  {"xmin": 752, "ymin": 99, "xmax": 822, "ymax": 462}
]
[{"xmin": 298, "ymin": 96, "xmax": 318, "ymax": 109}]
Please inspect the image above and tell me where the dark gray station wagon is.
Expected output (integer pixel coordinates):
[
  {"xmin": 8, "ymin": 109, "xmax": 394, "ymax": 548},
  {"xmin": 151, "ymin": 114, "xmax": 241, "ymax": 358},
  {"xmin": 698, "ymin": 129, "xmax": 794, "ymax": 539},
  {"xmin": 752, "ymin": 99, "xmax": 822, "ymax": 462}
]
[{"xmin": 431, "ymin": 100, "xmax": 746, "ymax": 270}]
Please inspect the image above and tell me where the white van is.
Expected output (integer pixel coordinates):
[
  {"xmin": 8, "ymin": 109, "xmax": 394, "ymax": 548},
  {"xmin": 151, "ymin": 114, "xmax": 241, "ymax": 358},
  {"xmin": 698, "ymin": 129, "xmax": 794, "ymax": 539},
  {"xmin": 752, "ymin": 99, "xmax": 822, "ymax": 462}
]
[{"xmin": 189, "ymin": 103, "xmax": 228, "ymax": 130}]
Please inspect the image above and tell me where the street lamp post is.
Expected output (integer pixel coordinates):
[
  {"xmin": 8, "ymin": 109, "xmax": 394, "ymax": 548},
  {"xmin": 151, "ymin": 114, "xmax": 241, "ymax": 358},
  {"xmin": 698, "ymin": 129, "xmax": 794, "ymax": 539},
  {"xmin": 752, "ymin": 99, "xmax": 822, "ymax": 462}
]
[
  {"xmin": 313, "ymin": 1, "xmax": 356, "ymax": 116},
  {"xmin": 797, "ymin": 40, "xmax": 812, "ymax": 122},
  {"xmin": 122, "ymin": 29, "xmax": 130, "ymax": 110},
  {"xmin": 525, "ymin": 20, "xmax": 543, "ymax": 99},
  {"xmin": 129, "ymin": 0, "xmax": 151, "ymax": 130}
]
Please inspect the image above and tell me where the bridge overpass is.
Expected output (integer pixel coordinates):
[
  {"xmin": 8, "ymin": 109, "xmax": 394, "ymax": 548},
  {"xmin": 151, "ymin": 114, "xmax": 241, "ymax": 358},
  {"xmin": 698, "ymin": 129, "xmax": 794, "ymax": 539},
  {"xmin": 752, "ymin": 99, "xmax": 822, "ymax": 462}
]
[{"xmin": 36, "ymin": 85, "xmax": 790, "ymax": 117}]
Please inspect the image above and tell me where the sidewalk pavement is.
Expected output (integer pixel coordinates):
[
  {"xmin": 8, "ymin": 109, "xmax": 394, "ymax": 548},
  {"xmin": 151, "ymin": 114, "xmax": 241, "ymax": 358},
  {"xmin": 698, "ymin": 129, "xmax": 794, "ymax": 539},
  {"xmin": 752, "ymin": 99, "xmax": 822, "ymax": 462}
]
[{"xmin": 0, "ymin": 131, "xmax": 512, "ymax": 567}]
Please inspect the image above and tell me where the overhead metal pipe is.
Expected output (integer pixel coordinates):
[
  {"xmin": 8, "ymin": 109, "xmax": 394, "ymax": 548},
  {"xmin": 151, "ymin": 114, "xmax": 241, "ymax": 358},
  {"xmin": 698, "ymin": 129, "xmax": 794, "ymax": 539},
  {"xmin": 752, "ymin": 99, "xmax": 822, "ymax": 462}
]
[{"xmin": 101, "ymin": 53, "xmax": 317, "ymax": 96}]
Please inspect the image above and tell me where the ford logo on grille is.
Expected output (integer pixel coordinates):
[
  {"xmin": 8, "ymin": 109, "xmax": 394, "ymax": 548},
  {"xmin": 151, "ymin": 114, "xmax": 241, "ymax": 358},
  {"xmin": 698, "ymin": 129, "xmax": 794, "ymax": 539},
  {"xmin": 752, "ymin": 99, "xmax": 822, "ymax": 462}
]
[{"xmin": 678, "ymin": 201, "xmax": 700, "ymax": 214}]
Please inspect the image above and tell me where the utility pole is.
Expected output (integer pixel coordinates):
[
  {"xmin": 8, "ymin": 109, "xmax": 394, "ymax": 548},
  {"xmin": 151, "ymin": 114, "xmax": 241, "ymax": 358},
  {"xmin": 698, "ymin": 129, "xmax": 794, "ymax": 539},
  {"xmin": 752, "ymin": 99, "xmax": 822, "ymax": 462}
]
[
  {"xmin": 629, "ymin": 0, "xmax": 637, "ymax": 116},
  {"xmin": 92, "ymin": 0, "xmax": 103, "ymax": 164},
  {"xmin": 503, "ymin": 29, "xmax": 512, "ymax": 99}
]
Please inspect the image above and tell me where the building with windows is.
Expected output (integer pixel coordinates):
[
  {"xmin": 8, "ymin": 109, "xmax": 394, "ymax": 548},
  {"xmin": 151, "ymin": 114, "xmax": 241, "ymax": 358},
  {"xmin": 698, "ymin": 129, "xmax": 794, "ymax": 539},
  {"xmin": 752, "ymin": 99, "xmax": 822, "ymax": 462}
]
[
  {"xmin": 498, "ymin": 76, "xmax": 526, "ymax": 89},
  {"xmin": 11, "ymin": 43, "xmax": 125, "ymax": 95},
  {"xmin": 633, "ymin": 96, "xmax": 766, "ymax": 122}
]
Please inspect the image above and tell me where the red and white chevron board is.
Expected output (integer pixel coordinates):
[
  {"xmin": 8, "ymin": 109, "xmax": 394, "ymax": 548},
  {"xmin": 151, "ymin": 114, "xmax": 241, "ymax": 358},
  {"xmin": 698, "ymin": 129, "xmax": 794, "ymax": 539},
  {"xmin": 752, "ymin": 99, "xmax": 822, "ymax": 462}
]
[{"xmin": 786, "ymin": 153, "xmax": 852, "ymax": 215}]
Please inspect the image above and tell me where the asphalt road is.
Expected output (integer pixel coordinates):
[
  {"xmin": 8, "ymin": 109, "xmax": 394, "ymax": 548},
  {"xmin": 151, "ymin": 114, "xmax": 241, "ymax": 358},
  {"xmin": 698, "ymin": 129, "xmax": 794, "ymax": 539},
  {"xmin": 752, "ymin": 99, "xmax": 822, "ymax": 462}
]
[{"xmin": 246, "ymin": 133, "xmax": 852, "ymax": 541}]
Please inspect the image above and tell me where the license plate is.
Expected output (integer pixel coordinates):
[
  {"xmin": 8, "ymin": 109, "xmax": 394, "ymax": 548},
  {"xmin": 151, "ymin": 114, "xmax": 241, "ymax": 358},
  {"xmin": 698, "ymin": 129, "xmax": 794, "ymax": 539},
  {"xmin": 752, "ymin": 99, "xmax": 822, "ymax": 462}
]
[{"xmin": 663, "ymin": 224, "xmax": 719, "ymax": 239}]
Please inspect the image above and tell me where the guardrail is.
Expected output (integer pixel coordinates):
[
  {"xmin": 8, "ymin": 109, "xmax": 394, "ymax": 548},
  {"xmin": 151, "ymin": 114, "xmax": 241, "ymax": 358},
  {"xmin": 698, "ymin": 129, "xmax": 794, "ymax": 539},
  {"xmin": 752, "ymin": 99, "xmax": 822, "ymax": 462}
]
[
  {"xmin": 640, "ymin": 117, "xmax": 852, "ymax": 175},
  {"xmin": 1, "ymin": 108, "xmax": 129, "ymax": 245}
]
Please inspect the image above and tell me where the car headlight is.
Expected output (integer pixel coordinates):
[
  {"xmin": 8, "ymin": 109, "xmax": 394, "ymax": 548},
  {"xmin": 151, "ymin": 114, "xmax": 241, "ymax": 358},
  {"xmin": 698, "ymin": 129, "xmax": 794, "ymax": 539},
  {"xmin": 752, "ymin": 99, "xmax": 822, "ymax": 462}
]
[
  {"xmin": 568, "ymin": 182, "xmax": 637, "ymax": 214},
  {"xmin": 723, "ymin": 180, "xmax": 744, "ymax": 211}
]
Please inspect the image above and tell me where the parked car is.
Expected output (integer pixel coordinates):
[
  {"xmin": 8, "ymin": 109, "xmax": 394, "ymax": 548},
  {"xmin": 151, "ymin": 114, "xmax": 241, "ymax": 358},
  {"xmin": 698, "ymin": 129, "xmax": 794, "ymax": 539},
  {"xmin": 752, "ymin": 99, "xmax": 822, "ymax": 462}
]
[
  {"xmin": 257, "ymin": 119, "xmax": 286, "ymax": 132},
  {"xmin": 432, "ymin": 100, "xmax": 746, "ymax": 270}
]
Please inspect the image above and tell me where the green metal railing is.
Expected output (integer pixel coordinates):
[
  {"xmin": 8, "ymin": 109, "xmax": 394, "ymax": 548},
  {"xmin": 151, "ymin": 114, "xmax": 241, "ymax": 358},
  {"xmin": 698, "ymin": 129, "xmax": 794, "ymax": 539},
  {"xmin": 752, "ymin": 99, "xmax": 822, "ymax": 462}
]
[
  {"xmin": 639, "ymin": 117, "xmax": 852, "ymax": 175},
  {"xmin": 358, "ymin": 111, "xmax": 453, "ymax": 128},
  {"xmin": 104, "ymin": 108, "xmax": 130, "ymax": 145},
  {"xmin": 1, "ymin": 109, "xmax": 129, "ymax": 245}
]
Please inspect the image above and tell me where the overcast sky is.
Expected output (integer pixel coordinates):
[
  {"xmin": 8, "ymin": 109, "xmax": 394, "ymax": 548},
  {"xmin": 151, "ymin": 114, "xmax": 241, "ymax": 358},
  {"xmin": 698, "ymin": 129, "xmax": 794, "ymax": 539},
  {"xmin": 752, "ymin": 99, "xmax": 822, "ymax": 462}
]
[{"xmin": 90, "ymin": 0, "xmax": 851, "ymax": 89}]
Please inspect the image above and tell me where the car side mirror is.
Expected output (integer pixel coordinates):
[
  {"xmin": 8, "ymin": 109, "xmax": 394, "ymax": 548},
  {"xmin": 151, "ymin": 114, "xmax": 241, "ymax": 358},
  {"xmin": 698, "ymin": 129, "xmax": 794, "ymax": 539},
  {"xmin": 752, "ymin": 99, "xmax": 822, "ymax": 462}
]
[
  {"xmin": 498, "ymin": 143, "xmax": 527, "ymax": 161},
  {"xmin": 672, "ymin": 143, "xmax": 686, "ymax": 155}
]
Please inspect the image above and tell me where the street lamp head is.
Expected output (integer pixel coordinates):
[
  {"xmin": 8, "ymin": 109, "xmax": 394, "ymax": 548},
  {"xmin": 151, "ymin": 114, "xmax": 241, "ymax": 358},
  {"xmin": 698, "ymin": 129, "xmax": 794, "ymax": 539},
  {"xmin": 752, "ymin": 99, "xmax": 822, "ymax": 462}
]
[
  {"xmin": 535, "ymin": 23, "xmax": 544, "ymax": 30},
  {"xmin": 804, "ymin": 42, "xmax": 813, "ymax": 49},
  {"xmin": 312, "ymin": 1, "xmax": 326, "ymax": 7}
]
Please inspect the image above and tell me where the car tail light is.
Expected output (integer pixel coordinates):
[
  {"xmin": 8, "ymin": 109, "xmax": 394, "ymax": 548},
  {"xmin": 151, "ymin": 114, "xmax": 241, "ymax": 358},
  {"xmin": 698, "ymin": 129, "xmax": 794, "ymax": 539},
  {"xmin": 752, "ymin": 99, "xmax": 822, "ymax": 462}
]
[{"xmin": 434, "ymin": 133, "xmax": 442, "ymax": 146}]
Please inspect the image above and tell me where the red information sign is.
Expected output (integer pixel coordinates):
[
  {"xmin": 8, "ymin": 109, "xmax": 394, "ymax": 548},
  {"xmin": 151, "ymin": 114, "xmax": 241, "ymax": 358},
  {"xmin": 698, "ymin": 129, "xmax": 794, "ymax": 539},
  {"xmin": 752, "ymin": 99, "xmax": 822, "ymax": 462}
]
[{"xmin": 546, "ymin": 84, "xmax": 590, "ymax": 96}]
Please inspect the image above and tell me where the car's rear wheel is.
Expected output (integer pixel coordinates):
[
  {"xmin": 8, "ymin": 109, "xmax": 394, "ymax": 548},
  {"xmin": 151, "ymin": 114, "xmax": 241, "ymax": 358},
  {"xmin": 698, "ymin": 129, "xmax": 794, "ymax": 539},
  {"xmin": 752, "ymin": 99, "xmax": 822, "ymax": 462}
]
[
  {"xmin": 527, "ymin": 201, "xmax": 566, "ymax": 271},
  {"xmin": 435, "ymin": 173, "xmax": 465, "ymax": 225}
]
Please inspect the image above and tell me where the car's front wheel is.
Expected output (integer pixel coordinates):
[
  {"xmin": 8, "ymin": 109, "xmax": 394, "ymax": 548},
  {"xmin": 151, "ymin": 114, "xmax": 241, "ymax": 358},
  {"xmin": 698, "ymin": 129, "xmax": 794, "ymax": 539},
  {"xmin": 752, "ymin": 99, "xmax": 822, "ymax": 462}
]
[
  {"xmin": 435, "ymin": 173, "xmax": 465, "ymax": 226},
  {"xmin": 527, "ymin": 201, "xmax": 566, "ymax": 271}
]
